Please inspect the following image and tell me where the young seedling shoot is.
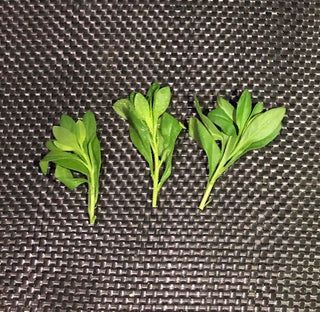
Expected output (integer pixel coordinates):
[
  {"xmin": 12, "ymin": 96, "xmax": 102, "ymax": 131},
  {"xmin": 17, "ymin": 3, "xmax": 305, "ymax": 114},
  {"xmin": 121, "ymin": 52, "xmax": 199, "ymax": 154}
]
[
  {"xmin": 113, "ymin": 83, "xmax": 185, "ymax": 207},
  {"xmin": 40, "ymin": 111, "xmax": 101, "ymax": 225},
  {"xmin": 189, "ymin": 90, "xmax": 286, "ymax": 210}
]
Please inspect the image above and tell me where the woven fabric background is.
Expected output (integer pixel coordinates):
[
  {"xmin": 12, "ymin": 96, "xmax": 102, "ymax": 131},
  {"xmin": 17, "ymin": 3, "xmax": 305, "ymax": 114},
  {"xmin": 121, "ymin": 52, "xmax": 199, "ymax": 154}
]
[{"xmin": 1, "ymin": 0, "xmax": 319, "ymax": 311}]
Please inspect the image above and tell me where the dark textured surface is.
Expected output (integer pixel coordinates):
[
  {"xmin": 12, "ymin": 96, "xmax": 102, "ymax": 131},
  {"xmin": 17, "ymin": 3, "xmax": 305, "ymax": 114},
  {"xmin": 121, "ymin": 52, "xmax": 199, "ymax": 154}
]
[{"xmin": 1, "ymin": 0, "xmax": 320, "ymax": 311}]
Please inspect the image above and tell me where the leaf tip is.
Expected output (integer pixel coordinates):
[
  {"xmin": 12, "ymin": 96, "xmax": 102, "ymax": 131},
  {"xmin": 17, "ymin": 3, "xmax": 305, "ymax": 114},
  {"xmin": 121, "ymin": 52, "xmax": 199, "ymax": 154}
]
[{"xmin": 39, "ymin": 159, "xmax": 49, "ymax": 175}]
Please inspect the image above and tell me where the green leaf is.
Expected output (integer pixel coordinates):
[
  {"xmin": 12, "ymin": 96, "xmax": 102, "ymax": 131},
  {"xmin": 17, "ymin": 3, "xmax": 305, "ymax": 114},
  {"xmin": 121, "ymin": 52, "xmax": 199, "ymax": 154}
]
[
  {"xmin": 158, "ymin": 113, "xmax": 184, "ymax": 187},
  {"xmin": 40, "ymin": 159, "xmax": 49, "ymax": 175},
  {"xmin": 113, "ymin": 99, "xmax": 131, "ymax": 120},
  {"xmin": 92, "ymin": 136, "xmax": 101, "ymax": 171},
  {"xmin": 217, "ymin": 94, "xmax": 235, "ymax": 121},
  {"xmin": 189, "ymin": 117, "xmax": 221, "ymax": 178},
  {"xmin": 128, "ymin": 109, "xmax": 152, "ymax": 150},
  {"xmin": 83, "ymin": 111, "xmax": 97, "ymax": 142},
  {"xmin": 53, "ymin": 126, "xmax": 79, "ymax": 152},
  {"xmin": 114, "ymin": 84, "xmax": 183, "ymax": 207},
  {"xmin": 45, "ymin": 140, "xmax": 60, "ymax": 151},
  {"xmin": 146, "ymin": 82, "xmax": 160, "ymax": 102},
  {"xmin": 129, "ymin": 126, "xmax": 153, "ymax": 172},
  {"xmin": 55, "ymin": 165, "xmax": 87, "ymax": 190},
  {"xmin": 238, "ymin": 107, "xmax": 286, "ymax": 149},
  {"xmin": 208, "ymin": 108, "xmax": 237, "ymax": 136},
  {"xmin": 134, "ymin": 93, "xmax": 152, "ymax": 127},
  {"xmin": 60, "ymin": 114, "xmax": 76, "ymax": 132},
  {"xmin": 251, "ymin": 102, "xmax": 264, "ymax": 117},
  {"xmin": 88, "ymin": 136, "xmax": 101, "ymax": 202},
  {"xmin": 191, "ymin": 92, "xmax": 286, "ymax": 211},
  {"xmin": 236, "ymin": 89, "xmax": 252, "ymax": 133},
  {"xmin": 88, "ymin": 136, "xmax": 101, "ymax": 172},
  {"xmin": 153, "ymin": 86, "xmax": 171, "ymax": 120},
  {"xmin": 42, "ymin": 150, "xmax": 89, "ymax": 175},
  {"xmin": 129, "ymin": 92, "xmax": 135, "ymax": 104},
  {"xmin": 188, "ymin": 117, "xmax": 201, "ymax": 146},
  {"xmin": 158, "ymin": 151, "xmax": 173, "ymax": 188},
  {"xmin": 75, "ymin": 120, "xmax": 86, "ymax": 147},
  {"xmin": 41, "ymin": 111, "xmax": 101, "ymax": 225},
  {"xmin": 225, "ymin": 124, "xmax": 282, "ymax": 171},
  {"xmin": 157, "ymin": 131, "xmax": 165, "ymax": 156},
  {"xmin": 245, "ymin": 123, "xmax": 282, "ymax": 152},
  {"xmin": 194, "ymin": 96, "xmax": 223, "ymax": 140},
  {"xmin": 53, "ymin": 141, "xmax": 76, "ymax": 152},
  {"xmin": 222, "ymin": 135, "xmax": 238, "ymax": 161},
  {"xmin": 160, "ymin": 113, "xmax": 184, "ymax": 151}
]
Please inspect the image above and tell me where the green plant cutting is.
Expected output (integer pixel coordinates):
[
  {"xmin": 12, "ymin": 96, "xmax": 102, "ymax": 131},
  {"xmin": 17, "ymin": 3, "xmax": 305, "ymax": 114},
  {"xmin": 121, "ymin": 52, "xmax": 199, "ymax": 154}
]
[
  {"xmin": 189, "ymin": 90, "xmax": 286, "ymax": 210},
  {"xmin": 40, "ymin": 111, "xmax": 101, "ymax": 225},
  {"xmin": 113, "ymin": 83, "xmax": 185, "ymax": 207}
]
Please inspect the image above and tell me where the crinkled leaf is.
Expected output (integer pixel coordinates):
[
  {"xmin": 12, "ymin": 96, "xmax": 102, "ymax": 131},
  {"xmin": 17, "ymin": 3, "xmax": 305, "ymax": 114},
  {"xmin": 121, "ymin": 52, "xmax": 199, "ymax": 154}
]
[
  {"xmin": 60, "ymin": 114, "xmax": 76, "ymax": 133},
  {"xmin": 113, "ymin": 99, "xmax": 131, "ymax": 120},
  {"xmin": 146, "ymin": 82, "xmax": 160, "ymax": 103},
  {"xmin": 251, "ymin": 102, "xmax": 264, "ymax": 117},
  {"xmin": 208, "ymin": 107, "xmax": 237, "ymax": 136},
  {"xmin": 238, "ymin": 107, "xmax": 286, "ymax": 149},
  {"xmin": 194, "ymin": 96, "xmax": 223, "ymax": 140},
  {"xmin": 83, "ymin": 110, "xmax": 97, "ymax": 142},
  {"xmin": 236, "ymin": 89, "xmax": 252, "ymax": 133},
  {"xmin": 153, "ymin": 86, "xmax": 171, "ymax": 120},
  {"xmin": 217, "ymin": 94, "xmax": 235, "ymax": 121},
  {"xmin": 41, "ymin": 150, "xmax": 89, "ymax": 175},
  {"xmin": 53, "ymin": 126, "xmax": 79, "ymax": 152},
  {"xmin": 55, "ymin": 165, "xmax": 87, "ymax": 190}
]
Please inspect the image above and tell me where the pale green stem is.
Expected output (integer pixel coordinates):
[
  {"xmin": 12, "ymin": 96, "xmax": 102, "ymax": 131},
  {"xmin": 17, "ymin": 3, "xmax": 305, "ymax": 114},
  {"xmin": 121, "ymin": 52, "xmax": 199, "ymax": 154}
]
[
  {"xmin": 80, "ymin": 150, "xmax": 96, "ymax": 225},
  {"xmin": 88, "ymin": 170, "xmax": 96, "ymax": 225},
  {"xmin": 152, "ymin": 147, "xmax": 160, "ymax": 207},
  {"xmin": 198, "ymin": 141, "xmax": 229, "ymax": 210},
  {"xmin": 151, "ymin": 119, "xmax": 161, "ymax": 207},
  {"xmin": 199, "ymin": 171, "xmax": 220, "ymax": 210}
]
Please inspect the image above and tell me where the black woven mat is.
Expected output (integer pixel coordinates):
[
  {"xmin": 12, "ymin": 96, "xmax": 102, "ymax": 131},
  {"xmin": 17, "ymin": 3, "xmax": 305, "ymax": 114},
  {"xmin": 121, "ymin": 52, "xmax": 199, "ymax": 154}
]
[{"xmin": 1, "ymin": 1, "xmax": 319, "ymax": 311}]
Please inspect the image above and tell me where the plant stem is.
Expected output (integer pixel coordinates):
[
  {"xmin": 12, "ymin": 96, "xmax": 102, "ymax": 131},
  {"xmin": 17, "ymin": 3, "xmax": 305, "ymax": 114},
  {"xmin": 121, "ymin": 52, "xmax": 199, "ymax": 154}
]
[
  {"xmin": 199, "ymin": 173, "xmax": 219, "ymax": 210},
  {"xmin": 152, "ymin": 151, "xmax": 160, "ymax": 207},
  {"xmin": 88, "ymin": 170, "xmax": 96, "ymax": 225},
  {"xmin": 199, "ymin": 163, "xmax": 226, "ymax": 210}
]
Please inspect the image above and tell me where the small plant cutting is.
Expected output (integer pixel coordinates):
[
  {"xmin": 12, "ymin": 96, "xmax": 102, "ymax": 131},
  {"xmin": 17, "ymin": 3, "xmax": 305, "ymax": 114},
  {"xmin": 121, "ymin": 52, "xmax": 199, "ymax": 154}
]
[
  {"xmin": 189, "ymin": 90, "xmax": 286, "ymax": 210},
  {"xmin": 113, "ymin": 83, "xmax": 185, "ymax": 207},
  {"xmin": 40, "ymin": 111, "xmax": 101, "ymax": 225}
]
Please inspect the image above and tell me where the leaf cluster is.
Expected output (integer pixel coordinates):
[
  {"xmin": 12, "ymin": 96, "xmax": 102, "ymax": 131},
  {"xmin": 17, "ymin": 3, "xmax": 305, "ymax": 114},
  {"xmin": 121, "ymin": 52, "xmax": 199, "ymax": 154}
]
[
  {"xmin": 40, "ymin": 111, "xmax": 101, "ymax": 224},
  {"xmin": 113, "ymin": 83, "xmax": 185, "ymax": 206},
  {"xmin": 189, "ymin": 90, "xmax": 286, "ymax": 209}
]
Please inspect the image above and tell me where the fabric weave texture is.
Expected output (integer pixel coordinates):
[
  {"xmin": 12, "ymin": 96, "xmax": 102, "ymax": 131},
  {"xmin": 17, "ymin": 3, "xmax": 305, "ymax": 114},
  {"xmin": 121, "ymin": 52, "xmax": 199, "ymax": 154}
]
[{"xmin": 1, "ymin": 1, "xmax": 319, "ymax": 311}]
